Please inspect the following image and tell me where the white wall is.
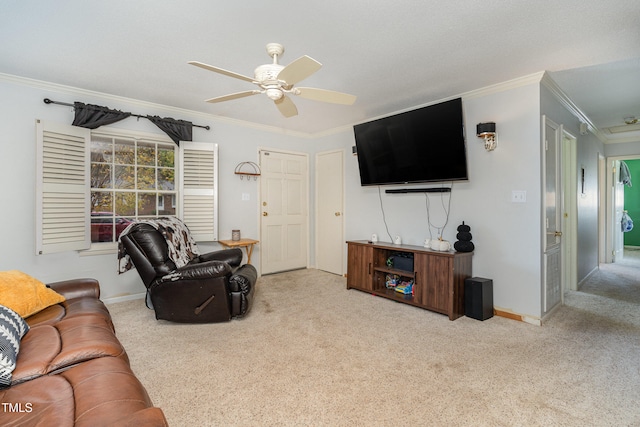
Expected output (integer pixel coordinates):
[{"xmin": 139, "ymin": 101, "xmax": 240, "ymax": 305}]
[
  {"xmin": 604, "ymin": 141, "xmax": 640, "ymax": 157},
  {"xmin": 315, "ymin": 81, "xmax": 546, "ymax": 320},
  {"xmin": 2, "ymin": 73, "xmax": 550, "ymax": 320},
  {"xmin": 0, "ymin": 76, "xmax": 309, "ymax": 300},
  {"xmin": 540, "ymin": 82, "xmax": 605, "ymax": 283}
]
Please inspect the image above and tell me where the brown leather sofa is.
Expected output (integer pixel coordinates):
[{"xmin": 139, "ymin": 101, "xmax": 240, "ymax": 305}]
[{"xmin": 0, "ymin": 278, "xmax": 167, "ymax": 426}]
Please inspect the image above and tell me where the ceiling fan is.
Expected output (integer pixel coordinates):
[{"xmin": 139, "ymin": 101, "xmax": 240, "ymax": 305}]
[{"xmin": 189, "ymin": 43, "xmax": 356, "ymax": 118}]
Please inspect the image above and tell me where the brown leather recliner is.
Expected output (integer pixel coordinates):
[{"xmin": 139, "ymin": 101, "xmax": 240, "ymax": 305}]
[{"xmin": 119, "ymin": 223, "xmax": 257, "ymax": 323}]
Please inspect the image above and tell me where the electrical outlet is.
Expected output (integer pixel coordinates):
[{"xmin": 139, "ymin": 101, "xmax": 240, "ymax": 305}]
[{"xmin": 511, "ymin": 190, "xmax": 526, "ymax": 203}]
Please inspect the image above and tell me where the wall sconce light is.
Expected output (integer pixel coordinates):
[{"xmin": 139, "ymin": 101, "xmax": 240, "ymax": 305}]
[{"xmin": 477, "ymin": 122, "xmax": 497, "ymax": 151}]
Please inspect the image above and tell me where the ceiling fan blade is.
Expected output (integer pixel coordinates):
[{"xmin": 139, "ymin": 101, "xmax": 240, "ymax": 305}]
[
  {"xmin": 277, "ymin": 55, "xmax": 322, "ymax": 85},
  {"xmin": 294, "ymin": 87, "xmax": 357, "ymax": 105},
  {"xmin": 274, "ymin": 95, "xmax": 298, "ymax": 118},
  {"xmin": 205, "ymin": 90, "xmax": 260, "ymax": 103},
  {"xmin": 188, "ymin": 61, "xmax": 255, "ymax": 83}
]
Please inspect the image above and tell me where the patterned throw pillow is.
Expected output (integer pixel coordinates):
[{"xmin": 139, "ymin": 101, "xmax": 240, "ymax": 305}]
[{"xmin": 0, "ymin": 304, "xmax": 30, "ymax": 388}]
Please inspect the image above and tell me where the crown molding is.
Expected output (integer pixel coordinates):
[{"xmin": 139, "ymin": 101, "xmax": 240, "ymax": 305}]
[
  {"xmin": 347, "ymin": 72, "xmax": 548, "ymax": 131},
  {"xmin": 0, "ymin": 72, "xmax": 314, "ymax": 138},
  {"xmin": 4, "ymin": 71, "xmax": 598, "ymax": 141},
  {"xmin": 540, "ymin": 72, "xmax": 610, "ymax": 144},
  {"xmin": 0, "ymin": 72, "xmax": 213, "ymax": 120},
  {"xmin": 462, "ymin": 71, "xmax": 546, "ymax": 100}
]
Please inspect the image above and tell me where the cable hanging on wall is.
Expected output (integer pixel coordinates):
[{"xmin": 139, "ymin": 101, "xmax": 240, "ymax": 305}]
[{"xmin": 234, "ymin": 161, "xmax": 261, "ymax": 181}]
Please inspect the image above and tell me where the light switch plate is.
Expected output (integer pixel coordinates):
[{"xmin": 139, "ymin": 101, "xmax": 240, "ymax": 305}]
[{"xmin": 511, "ymin": 190, "xmax": 526, "ymax": 203}]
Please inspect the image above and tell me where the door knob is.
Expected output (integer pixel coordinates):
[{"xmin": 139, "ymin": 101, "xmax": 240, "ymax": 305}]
[
  {"xmin": 554, "ymin": 231, "xmax": 562, "ymax": 237},
  {"xmin": 263, "ymin": 212, "xmax": 268, "ymax": 216},
  {"xmin": 335, "ymin": 212, "xmax": 341, "ymax": 216}
]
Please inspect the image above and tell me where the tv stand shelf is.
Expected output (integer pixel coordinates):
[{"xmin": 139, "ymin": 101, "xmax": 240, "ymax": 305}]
[{"xmin": 346, "ymin": 240, "xmax": 473, "ymax": 320}]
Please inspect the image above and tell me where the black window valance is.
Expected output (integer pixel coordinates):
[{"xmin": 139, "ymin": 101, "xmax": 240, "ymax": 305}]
[
  {"xmin": 147, "ymin": 115, "xmax": 193, "ymax": 145},
  {"xmin": 72, "ymin": 102, "xmax": 132, "ymax": 129},
  {"xmin": 44, "ymin": 98, "xmax": 209, "ymax": 145}
]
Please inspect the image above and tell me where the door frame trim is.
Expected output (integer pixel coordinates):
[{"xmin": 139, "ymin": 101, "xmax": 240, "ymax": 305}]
[
  {"xmin": 605, "ymin": 155, "xmax": 640, "ymax": 264},
  {"xmin": 315, "ymin": 148, "xmax": 345, "ymax": 275}
]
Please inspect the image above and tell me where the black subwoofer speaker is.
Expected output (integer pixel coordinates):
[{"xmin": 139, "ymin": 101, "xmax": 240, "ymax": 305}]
[{"xmin": 465, "ymin": 277, "xmax": 493, "ymax": 320}]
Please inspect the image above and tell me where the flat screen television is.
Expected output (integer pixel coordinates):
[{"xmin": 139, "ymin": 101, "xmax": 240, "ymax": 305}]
[{"xmin": 354, "ymin": 98, "xmax": 468, "ymax": 186}]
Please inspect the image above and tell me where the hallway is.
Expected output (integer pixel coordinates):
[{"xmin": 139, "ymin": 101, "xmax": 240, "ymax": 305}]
[
  {"xmin": 564, "ymin": 248, "xmax": 640, "ymax": 328},
  {"xmin": 579, "ymin": 248, "xmax": 640, "ymax": 305}
]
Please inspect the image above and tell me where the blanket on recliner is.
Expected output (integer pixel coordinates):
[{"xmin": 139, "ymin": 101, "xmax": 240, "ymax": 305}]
[{"xmin": 117, "ymin": 216, "xmax": 200, "ymax": 274}]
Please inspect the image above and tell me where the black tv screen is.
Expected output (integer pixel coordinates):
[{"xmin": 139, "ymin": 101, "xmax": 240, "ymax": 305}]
[{"xmin": 354, "ymin": 98, "xmax": 468, "ymax": 186}]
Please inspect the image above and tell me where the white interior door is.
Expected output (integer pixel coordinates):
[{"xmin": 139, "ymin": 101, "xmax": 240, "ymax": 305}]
[
  {"xmin": 316, "ymin": 150, "xmax": 344, "ymax": 275},
  {"xmin": 542, "ymin": 116, "xmax": 562, "ymax": 314},
  {"xmin": 612, "ymin": 160, "xmax": 625, "ymax": 262},
  {"xmin": 260, "ymin": 150, "xmax": 308, "ymax": 274},
  {"xmin": 598, "ymin": 154, "xmax": 606, "ymax": 264}
]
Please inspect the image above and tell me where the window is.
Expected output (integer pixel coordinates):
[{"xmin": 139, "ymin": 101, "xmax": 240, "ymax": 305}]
[
  {"xmin": 89, "ymin": 134, "xmax": 177, "ymax": 243},
  {"xmin": 36, "ymin": 120, "xmax": 218, "ymax": 255}
]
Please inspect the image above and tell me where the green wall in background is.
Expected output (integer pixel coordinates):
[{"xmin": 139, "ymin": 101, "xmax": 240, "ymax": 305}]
[{"xmin": 623, "ymin": 159, "xmax": 640, "ymax": 246}]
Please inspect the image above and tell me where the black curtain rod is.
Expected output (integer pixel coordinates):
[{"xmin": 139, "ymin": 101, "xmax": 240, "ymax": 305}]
[{"xmin": 43, "ymin": 98, "xmax": 210, "ymax": 130}]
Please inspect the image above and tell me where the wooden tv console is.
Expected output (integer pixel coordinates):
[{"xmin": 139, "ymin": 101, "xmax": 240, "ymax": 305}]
[{"xmin": 346, "ymin": 240, "xmax": 473, "ymax": 320}]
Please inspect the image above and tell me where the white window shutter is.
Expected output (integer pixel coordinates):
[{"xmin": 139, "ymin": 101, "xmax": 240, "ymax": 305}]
[
  {"xmin": 35, "ymin": 120, "xmax": 91, "ymax": 254},
  {"xmin": 179, "ymin": 141, "xmax": 218, "ymax": 242}
]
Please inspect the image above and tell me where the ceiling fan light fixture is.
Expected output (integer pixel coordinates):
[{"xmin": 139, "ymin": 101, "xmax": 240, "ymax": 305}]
[
  {"xmin": 190, "ymin": 43, "xmax": 356, "ymax": 118},
  {"xmin": 254, "ymin": 63, "xmax": 284, "ymax": 82},
  {"xmin": 624, "ymin": 116, "xmax": 638, "ymax": 125},
  {"xmin": 266, "ymin": 88, "xmax": 283, "ymax": 101}
]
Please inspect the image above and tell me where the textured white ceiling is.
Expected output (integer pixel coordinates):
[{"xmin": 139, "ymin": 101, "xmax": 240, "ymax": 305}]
[
  {"xmin": 1, "ymin": 1, "xmax": 639, "ymax": 139},
  {"xmin": 549, "ymin": 58, "xmax": 640, "ymax": 142}
]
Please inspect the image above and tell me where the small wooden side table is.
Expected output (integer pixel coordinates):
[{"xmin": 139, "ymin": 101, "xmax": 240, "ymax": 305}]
[{"xmin": 218, "ymin": 238, "xmax": 259, "ymax": 264}]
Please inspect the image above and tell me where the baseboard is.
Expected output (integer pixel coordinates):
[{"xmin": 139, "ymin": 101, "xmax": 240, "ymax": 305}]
[
  {"xmin": 103, "ymin": 292, "xmax": 146, "ymax": 305},
  {"xmin": 577, "ymin": 265, "xmax": 599, "ymax": 290},
  {"xmin": 494, "ymin": 308, "xmax": 541, "ymax": 326}
]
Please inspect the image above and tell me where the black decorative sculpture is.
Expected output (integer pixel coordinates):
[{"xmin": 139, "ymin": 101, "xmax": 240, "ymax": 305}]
[{"xmin": 454, "ymin": 221, "xmax": 475, "ymax": 253}]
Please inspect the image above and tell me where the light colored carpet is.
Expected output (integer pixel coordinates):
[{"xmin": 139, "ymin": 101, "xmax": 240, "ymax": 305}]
[
  {"xmin": 580, "ymin": 249, "xmax": 640, "ymax": 304},
  {"xmin": 108, "ymin": 268, "xmax": 640, "ymax": 427}
]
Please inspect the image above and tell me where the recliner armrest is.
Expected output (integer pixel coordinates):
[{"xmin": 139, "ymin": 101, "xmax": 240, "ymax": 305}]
[
  {"xmin": 229, "ymin": 264, "xmax": 257, "ymax": 295},
  {"xmin": 156, "ymin": 260, "xmax": 233, "ymax": 284},
  {"xmin": 228, "ymin": 264, "xmax": 257, "ymax": 318},
  {"xmin": 196, "ymin": 248, "xmax": 243, "ymax": 267}
]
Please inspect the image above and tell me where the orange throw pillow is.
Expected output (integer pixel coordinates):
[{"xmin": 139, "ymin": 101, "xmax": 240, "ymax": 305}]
[{"xmin": 0, "ymin": 270, "xmax": 65, "ymax": 318}]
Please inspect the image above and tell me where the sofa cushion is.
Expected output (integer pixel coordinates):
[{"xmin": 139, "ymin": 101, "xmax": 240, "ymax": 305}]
[
  {"xmin": 24, "ymin": 303, "xmax": 65, "ymax": 326},
  {"xmin": 12, "ymin": 316, "xmax": 128, "ymax": 384},
  {"xmin": 0, "ymin": 357, "xmax": 167, "ymax": 427},
  {"xmin": 0, "ymin": 270, "xmax": 65, "ymax": 318},
  {"xmin": 26, "ymin": 278, "xmax": 113, "ymax": 329},
  {"xmin": 26, "ymin": 295, "xmax": 114, "ymax": 330},
  {"xmin": 0, "ymin": 374, "xmax": 74, "ymax": 424},
  {"xmin": 59, "ymin": 357, "xmax": 166, "ymax": 427},
  {"xmin": 0, "ymin": 305, "xmax": 29, "ymax": 388}
]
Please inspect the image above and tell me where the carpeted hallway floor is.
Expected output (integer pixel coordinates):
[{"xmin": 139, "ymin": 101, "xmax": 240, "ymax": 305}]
[
  {"xmin": 108, "ymin": 262, "xmax": 640, "ymax": 426},
  {"xmin": 580, "ymin": 248, "xmax": 640, "ymax": 305}
]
